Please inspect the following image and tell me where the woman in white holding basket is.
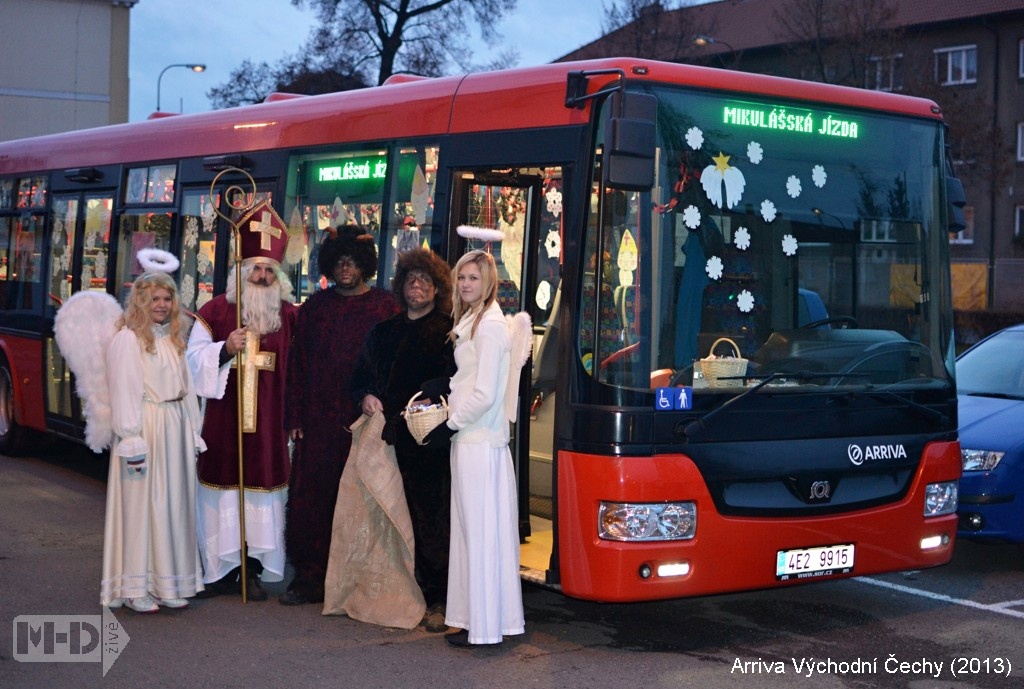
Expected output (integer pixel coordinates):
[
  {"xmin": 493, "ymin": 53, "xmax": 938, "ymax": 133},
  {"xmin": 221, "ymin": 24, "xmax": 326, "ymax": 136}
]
[{"xmin": 423, "ymin": 249, "xmax": 525, "ymax": 647}]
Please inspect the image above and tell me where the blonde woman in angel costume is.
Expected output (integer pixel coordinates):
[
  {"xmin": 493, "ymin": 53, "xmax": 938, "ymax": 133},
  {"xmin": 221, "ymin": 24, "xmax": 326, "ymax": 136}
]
[
  {"xmin": 60, "ymin": 257, "xmax": 209, "ymax": 613},
  {"xmin": 99, "ymin": 269, "xmax": 206, "ymax": 612}
]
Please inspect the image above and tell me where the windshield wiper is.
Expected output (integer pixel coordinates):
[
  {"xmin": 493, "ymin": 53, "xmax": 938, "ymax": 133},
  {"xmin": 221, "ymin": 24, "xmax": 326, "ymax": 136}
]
[
  {"xmin": 849, "ymin": 386, "xmax": 949, "ymax": 428},
  {"xmin": 682, "ymin": 371, "xmax": 861, "ymax": 439},
  {"xmin": 965, "ymin": 391, "xmax": 1024, "ymax": 401}
]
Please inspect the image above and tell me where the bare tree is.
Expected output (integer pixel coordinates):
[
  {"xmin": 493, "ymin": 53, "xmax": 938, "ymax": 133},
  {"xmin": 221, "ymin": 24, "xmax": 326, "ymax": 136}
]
[
  {"xmin": 773, "ymin": 0, "xmax": 902, "ymax": 86},
  {"xmin": 600, "ymin": 0, "xmax": 713, "ymax": 63},
  {"xmin": 295, "ymin": 0, "xmax": 518, "ymax": 85},
  {"xmin": 207, "ymin": 60, "xmax": 278, "ymax": 109},
  {"xmin": 210, "ymin": 0, "xmax": 518, "ymax": 108},
  {"xmin": 208, "ymin": 55, "xmax": 369, "ymax": 109}
]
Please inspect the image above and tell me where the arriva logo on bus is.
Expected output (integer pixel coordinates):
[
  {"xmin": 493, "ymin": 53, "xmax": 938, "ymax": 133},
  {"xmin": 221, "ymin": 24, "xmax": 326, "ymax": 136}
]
[{"xmin": 848, "ymin": 443, "xmax": 908, "ymax": 465}]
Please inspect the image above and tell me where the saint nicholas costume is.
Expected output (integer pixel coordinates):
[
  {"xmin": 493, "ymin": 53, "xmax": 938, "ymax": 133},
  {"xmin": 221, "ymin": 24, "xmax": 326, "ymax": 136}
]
[{"xmin": 186, "ymin": 200, "xmax": 298, "ymax": 586}]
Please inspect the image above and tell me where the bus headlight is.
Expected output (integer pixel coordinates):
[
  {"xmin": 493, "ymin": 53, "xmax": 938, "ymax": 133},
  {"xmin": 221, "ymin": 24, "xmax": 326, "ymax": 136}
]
[
  {"xmin": 924, "ymin": 481, "xmax": 958, "ymax": 516},
  {"xmin": 598, "ymin": 501, "xmax": 696, "ymax": 541}
]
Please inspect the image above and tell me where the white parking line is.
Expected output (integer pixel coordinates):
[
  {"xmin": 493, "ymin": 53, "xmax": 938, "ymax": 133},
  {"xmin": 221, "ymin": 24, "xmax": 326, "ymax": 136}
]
[{"xmin": 856, "ymin": 577, "xmax": 1024, "ymax": 619}]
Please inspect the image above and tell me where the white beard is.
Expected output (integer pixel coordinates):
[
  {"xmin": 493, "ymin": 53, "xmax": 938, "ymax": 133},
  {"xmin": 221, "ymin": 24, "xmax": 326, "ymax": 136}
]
[{"xmin": 240, "ymin": 282, "xmax": 282, "ymax": 335}]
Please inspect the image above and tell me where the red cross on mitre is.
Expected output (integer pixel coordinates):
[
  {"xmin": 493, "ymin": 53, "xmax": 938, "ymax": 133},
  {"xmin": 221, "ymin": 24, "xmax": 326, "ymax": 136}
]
[{"xmin": 237, "ymin": 199, "xmax": 288, "ymax": 265}]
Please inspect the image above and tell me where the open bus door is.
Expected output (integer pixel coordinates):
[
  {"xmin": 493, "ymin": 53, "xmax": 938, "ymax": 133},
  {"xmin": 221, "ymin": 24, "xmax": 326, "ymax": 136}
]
[
  {"xmin": 43, "ymin": 190, "xmax": 116, "ymax": 441},
  {"xmin": 447, "ymin": 166, "xmax": 560, "ymax": 581}
]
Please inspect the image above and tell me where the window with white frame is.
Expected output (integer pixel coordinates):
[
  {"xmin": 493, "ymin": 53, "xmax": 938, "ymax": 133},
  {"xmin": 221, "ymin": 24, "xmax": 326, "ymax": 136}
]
[
  {"xmin": 949, "ymin": 205, "xmax": 974, "ymax": 245},
  {"xmin": 935, "ymin": 45, "xmax": 977, "ymax": 85},
  {"xmin": 867, "ymin": 54, "xmax": 903, "ymax": 91}
]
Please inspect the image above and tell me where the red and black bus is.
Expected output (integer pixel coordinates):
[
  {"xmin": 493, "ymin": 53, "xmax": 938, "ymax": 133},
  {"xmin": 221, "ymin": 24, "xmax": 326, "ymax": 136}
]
[{"xmin": 0, "ymin": 58, "xmax": 963, "ymax": 601}]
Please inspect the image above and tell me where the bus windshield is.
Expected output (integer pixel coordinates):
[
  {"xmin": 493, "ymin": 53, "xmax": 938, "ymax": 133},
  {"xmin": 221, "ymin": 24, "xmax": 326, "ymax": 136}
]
[{"xmin": 586, "ymin": 85, "xmax": 954, "ymax": 393}]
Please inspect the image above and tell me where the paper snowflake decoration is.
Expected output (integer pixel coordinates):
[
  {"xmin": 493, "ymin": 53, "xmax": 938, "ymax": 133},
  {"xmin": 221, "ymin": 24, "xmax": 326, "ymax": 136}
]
[
  {"xmin": 197, "ymin": 250, "xmax": 211, "ymax": 275},
  {"xmin": 782, "ymin": 234, "xmax": 799, "ymax": 256},
  {"xmin": 786, "ymin": 175, "xmax": 802, "ymax": 198},
  {"xmin": 706, "ymin": 255, "xmax": 724, "ymax": 280},
  {"xmin": 181, "ymin": 274, "xmax": 196, "ymax": 309},
  {"xmin": 682, "ymin": 204, "xmax": 701, "ymax": 229},
  {"xmin": 735, "ymin": 226, "xmax": 751, "ymax": 251},
  {"xmin": 747, "ymin": 141, "xmax": 763, "ymax": 164},
  {"xmin": 812, "ymin": 165, "xmax": 827, "ymax": 188},
  {"xmin": 686, "ymin": 126, "xmax": 704, "ymax": 150},
  {"xmin": 544, "ymin": 229, "xmax": 561, "ymax": 259},
  {"xmin": 701, "ymin": 152, "xmax": 746, "ymax": 210},
  {"xmin": 760, "ymin": 199, "xmax": 777, "ymax": 223},
  {"xmin": 546, "ymin": 188, "xmax": 563, "ymax": 217},
  {"xmin": 737, "ymin": 289, "xmax": 755, "ymax": 313},
  {"xmin": 184, "ymin": 216, "xmax": 199, "ymax": 249}
]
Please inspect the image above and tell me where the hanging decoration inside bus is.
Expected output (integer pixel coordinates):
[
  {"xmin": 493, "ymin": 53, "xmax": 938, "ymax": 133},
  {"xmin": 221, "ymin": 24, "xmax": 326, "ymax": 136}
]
[{"xmin": 722, "ymin": 106, "xmax": 860, "ymax": 139}]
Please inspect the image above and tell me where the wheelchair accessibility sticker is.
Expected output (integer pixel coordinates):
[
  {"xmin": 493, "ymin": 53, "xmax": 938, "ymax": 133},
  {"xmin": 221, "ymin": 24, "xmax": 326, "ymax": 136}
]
[{"xmin": 655, "ymin": 387, "xmax": 692, "ymax": 410}]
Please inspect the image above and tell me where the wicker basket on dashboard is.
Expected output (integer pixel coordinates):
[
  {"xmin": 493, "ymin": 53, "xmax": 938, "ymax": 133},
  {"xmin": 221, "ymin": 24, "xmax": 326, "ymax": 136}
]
[
  {"xmin": 402, "ymin": 391, "xmax": 449, "ymax": 445},
  {"xmin": 699, "ymin": 337, "xmax": 748, "ymax": 388}
]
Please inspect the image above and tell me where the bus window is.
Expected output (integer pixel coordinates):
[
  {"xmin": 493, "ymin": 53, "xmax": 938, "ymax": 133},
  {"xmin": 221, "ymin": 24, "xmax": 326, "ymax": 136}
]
[
  {"xmin": 590, "ymin": 86, "xmax": 951, "ymax": 392},
  {"xmin": 115, "ymin": 211, "xmax": 172, "ymax": 305},
  {"xmin": 48, "ymin": 195, "xmax": 78, "ymax": 309},
  {"xmin": 82, "ymin": 195, "xmax": 113, "ymax": 293},
  {"xmin": 0, "ymin": 183, "xmax": 11, "ymax": 306},
  {"xmin": 379, "ymin": 145, "xmax": 440, "ymax": 287},
  {"xmin": 284, "ymin": 145, "xmax": 440, "ymax": 300},
  {"xmin": 179, "ymin": 189, "xmax": 220, "ymax": 312},
  {"xmin": 10, "ymin": 213, "xmax": 44, "ymax": 312},
  {"xmin": 125, "ymin": 164, "xmax": 177, "ymax": 205},
  {"xmin": 0, "ymin": 218, "xmax": 8, "ymax": 300}
]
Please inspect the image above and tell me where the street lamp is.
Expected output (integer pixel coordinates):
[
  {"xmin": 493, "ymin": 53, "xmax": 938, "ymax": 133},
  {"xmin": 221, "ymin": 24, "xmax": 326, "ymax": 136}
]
[
  {"xmin": 693, "ymin": 35, "xmax": 738, "ymax": 68},
  {"xmin": 156, "ymin": 63, "xmax": 206, "ymax": 112}
]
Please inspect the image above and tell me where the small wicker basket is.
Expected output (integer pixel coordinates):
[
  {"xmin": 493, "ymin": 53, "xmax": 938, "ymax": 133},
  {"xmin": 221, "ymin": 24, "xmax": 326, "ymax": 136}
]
[
  {"xmin": 699, "ymin": 337, "xmax": 748, "ymax": 388},
  {"xmin": 402, "ymin": 391, "xmax": 449, "ymax": 445}
]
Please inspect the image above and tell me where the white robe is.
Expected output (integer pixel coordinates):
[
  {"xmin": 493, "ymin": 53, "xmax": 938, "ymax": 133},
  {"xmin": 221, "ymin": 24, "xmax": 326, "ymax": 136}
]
[
  {"xmin": 444, "ymin": 301, "xmax": 525, "ymax": 643},
  {"xmin": 186, "ymin": 322, "xmax": 287, "ymax": 583},
  {"xmin": 101, "ymin": 324, "xmax": 205, "ymax": 604}
]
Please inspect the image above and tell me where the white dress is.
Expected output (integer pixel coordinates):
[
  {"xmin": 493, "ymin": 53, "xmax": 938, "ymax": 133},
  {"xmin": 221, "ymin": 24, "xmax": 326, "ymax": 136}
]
[
  {"xmin": 100, "ymin": 324, "xmax": 205, "ymax": 604},
  {"xmin": 444, "ymin": 301, "xmax": 525, "ymax": 644}
]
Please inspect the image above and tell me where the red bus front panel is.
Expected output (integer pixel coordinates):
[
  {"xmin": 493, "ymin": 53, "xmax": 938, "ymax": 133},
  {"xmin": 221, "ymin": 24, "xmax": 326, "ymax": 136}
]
[{"xmin": 556, "ymin": 441, "xmax": 960, "ymax": 602}]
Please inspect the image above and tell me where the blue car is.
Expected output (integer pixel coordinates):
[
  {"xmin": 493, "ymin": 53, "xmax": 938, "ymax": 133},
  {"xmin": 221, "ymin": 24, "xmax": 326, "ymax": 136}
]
[{"xmin": 955, "ymin": 324, "xmax": 1024, "ymax": 546}]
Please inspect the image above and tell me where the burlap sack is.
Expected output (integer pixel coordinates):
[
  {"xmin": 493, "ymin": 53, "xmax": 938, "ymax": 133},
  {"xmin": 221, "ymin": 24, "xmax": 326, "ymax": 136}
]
[{"xmin": 322, "ymin": 412, "xmax": 426, "ymax": 628}]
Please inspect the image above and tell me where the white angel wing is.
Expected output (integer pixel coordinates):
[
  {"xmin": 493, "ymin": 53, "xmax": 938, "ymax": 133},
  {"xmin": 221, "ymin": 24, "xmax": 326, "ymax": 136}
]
[
  {"xmin": 504, "ymin": 311, "xmax": 533, "ymax": 422},
  {"xmin": 53, "ymin": 291, "xmax": 123, "ymax": 452}
]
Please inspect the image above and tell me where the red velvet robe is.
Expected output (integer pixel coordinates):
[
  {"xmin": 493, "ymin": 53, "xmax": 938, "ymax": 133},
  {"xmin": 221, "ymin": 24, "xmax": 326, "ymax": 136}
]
[{"xmin": 194, "ymin": 295, "xmax": 299, "ymax": 490}]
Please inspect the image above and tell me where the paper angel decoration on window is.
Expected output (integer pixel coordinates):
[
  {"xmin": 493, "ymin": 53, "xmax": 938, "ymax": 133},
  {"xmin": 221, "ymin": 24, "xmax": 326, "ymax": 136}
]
[{"xmin": 701, "ymin": 152, "xmax": 746, "ymax": 210}]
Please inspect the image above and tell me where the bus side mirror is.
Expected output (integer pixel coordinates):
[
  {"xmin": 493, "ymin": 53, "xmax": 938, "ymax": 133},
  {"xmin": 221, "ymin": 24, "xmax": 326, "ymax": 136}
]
[
  {"xmin": 604, "ymin": 92, "xmax": 656, "ymax": 191},
  {"xmin": 946, "ymin": 176, "xmax": 966, "ymax": 233}
]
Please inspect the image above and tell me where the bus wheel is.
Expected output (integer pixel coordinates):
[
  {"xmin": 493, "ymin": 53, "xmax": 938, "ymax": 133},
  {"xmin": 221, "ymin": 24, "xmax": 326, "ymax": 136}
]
[{"xmin": 0, "ymin": 362, "xmax": 26, "ymax": 456}]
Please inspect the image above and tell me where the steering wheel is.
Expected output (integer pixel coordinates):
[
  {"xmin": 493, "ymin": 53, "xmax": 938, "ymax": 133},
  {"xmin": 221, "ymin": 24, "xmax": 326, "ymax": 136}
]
[
  {"xmin": 667, "ymin": 363, "xmax": 695, "ymax": 387},
  {"xmin": 801, "ymin": 316, "xmax": 858, "ymax": 330}
]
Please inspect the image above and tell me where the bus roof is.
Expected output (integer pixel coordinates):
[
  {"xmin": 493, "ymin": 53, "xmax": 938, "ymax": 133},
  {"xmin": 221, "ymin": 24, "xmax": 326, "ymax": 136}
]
[{"xmin": 0, "ymin": 58, "xmax": 943, "ymax": 175}]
